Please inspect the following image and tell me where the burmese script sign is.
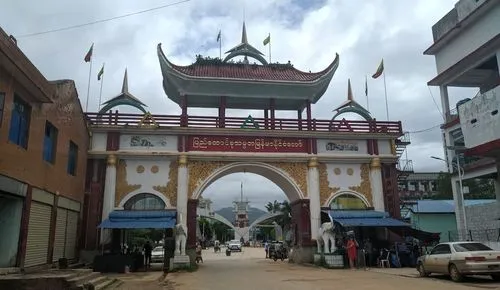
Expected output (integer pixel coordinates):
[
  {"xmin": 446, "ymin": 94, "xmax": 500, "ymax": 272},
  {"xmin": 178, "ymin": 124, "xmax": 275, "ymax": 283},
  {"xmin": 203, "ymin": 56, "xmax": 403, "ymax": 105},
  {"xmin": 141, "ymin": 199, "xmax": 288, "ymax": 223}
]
[
  {"xmin": 325, "ymin": 142, "xmax": 359, "ymax": 152},
  {"xmin": 187, "ymin": 136, "xmax": 308, "ymax": 153}
]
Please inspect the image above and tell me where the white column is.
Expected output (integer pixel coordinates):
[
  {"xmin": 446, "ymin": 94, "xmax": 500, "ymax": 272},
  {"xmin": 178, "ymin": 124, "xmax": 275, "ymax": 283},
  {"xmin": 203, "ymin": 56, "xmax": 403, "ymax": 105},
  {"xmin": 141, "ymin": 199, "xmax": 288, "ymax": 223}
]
[
  {"xmin": 451, "ymin": 177, "xmax": 467, "ymax": 241},
  {"xmin": 495, "ymin": 160, "xmax": 500, "ymax": 202},
  {"xmin": 177, "ymin": 154, "xmax": 188, "ymax": 228},
  {"xmin": 101, "ymin": 154, "xmax": 117, "ymax": 244},
  {"xmin": 369, "ymin": 157, "xmax": 385, "ymax": 212},
  {"xmin": 439, "ymin": 85, "xmax": 450, "ymax": 120},
  {"xmin": 307, "ymin": 157, "xmax": 321, "ymax": 241}
]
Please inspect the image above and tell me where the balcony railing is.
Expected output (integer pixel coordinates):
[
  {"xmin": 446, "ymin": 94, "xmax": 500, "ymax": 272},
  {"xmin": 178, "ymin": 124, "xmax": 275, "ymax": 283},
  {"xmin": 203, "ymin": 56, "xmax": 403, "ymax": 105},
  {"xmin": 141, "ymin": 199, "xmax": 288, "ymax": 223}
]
[
  {"xmin": 397, "ymin": 159, "xmax": 414, "ymax": 173},
  {"xmin": 84, "ymin": 112, "xmax": 404, "ymax": 135}
]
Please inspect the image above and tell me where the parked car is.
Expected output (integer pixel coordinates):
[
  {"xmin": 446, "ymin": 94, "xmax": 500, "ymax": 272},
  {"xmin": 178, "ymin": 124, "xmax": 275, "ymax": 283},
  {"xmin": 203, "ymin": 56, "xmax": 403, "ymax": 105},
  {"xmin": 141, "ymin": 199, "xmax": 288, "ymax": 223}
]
[
  {"xmin": 227, "ymin": 240, "xmax": 242, "ymax": 252},
  {"xmin": 151, "ymin": 246, "xmax": 164, "ymax": 263},
  {"xmin": 417, "ymin": 242, "xmax": 500, "ymax": 282}
]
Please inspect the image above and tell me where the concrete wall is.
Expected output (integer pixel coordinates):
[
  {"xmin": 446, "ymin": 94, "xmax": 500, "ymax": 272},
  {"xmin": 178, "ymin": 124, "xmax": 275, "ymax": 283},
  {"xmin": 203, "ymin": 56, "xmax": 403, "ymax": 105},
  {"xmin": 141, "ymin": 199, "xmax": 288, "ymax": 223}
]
[
  {"xmin": 434, "ymin": 4, "xmax": 500, "ymax": 74},
  {"xmin": 459, "ymin": 85, "xmax": 500, "ymax": 149},
  {"xmin": 412, "ymin": 213, "xmax": 457, "ymax": 242},
  {"xmin": 466, "ymin": 201, "xmax": 500, "ymax": 238}
]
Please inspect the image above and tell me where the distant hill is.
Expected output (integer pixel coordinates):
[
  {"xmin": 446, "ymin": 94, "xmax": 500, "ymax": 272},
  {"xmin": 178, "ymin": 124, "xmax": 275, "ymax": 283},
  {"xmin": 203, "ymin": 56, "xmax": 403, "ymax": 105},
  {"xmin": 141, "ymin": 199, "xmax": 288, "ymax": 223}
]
[{"xmin": 215, "ymin": 206, "xmax": 267, "ymax": 225}]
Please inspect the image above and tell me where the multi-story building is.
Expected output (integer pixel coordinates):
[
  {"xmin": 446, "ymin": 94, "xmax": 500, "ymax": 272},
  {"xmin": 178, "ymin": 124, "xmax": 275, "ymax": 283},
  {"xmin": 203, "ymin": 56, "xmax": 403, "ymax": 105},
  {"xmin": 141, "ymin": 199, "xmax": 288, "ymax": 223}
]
[
  {"xmin": 424, "ymin": 0, "xmax": 500, "ymax": 239},
  {"xmin": 0, "ymin": 27, "xmax": 89, "ymax": 269},
  {"xmin": 398, "ymin": 172, "xmax": 441, "ymax": 200}
]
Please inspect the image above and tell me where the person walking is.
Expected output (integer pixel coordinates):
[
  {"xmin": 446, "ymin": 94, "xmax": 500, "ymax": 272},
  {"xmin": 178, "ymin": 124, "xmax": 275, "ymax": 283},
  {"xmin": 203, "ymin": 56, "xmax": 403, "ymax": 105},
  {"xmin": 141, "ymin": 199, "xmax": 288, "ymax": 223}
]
[{"xmin": 143, "ymin": 241, "xmax": 153, "ymax": 270}]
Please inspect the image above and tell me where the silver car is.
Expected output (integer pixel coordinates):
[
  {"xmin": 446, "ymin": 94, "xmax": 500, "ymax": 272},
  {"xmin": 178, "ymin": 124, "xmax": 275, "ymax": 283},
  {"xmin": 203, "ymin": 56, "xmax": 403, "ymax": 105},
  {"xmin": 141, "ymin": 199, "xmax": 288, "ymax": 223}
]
[
  {"xmin": 151, "ymin": 246, "xmax": 164, "ymax": 263},
  {"xmin": 417, "ymin": 242, "xmax": 500, "ymax": 282}
]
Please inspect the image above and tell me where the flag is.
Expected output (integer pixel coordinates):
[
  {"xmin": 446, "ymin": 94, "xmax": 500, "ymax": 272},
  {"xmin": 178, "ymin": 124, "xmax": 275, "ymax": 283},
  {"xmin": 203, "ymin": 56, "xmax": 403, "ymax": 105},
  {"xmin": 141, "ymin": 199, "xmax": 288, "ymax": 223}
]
[
  {"xmin": 365, "ymin": 75, "xmax": 368, "ymax": 96},
  {"xmin": 263, "ymin": 34, "xmax": 270, "ymax": 46},
  {"xmin": 84, "ymin": 43, "xmax": 94, "ymax": 63},
  {"xmin": 97, "ymin": 64, "xmax": 104, "ymax": 81},
  {"xmin": 372, "ymin": 59, "xmax": 384, "ymax": 79},
  {"xmin": 216, "ymin": 30, "xmax": 221, "ymax": 42}
]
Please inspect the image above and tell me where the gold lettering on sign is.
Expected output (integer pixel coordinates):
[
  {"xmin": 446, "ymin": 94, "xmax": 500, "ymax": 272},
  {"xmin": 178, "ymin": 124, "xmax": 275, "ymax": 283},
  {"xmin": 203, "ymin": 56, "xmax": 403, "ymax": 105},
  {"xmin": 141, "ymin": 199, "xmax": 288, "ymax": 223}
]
[
  {"xmin": 319, "ymin": 163, "xmax": 340, "ymax": 205},
  {"xmin": 191, "ymin": 137, "xmax": 305, "ymax": 151},
  {"xmin": 348, "ymin": 164, "xmax": 372, "ymax": 206},
  {"xmin": 188, "ymin": 161, "xmax": 228, "ymax": 198},
  {"xmin": 115, "ymin": 160, "xmax": 142, "ymax": 206},
  {"xmin": 267, "ymin": 162, "xmax": 308, "ymax": 198},
  {"xmin": 153, "ymin": 161, "xmax": 178, "ymax": 207}
]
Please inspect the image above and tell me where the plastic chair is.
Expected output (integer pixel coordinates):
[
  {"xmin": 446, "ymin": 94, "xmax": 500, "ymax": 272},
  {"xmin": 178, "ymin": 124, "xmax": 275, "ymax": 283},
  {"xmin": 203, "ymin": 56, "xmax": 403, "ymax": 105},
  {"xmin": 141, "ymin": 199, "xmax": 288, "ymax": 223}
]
[{"xmin": 378, "ymin": 250, "xmax": 390, "ymax": 268}]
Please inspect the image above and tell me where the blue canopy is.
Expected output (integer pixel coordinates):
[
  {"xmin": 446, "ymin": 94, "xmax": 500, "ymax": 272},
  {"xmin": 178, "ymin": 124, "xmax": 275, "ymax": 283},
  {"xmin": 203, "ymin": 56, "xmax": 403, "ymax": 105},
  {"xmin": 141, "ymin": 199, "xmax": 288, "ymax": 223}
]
[
  {"xmin": 327, "ymin": 210, "xmax": 409, "ymax": 227},
  {"xmin": 98, "ymin": 210, "xmax": 176, "ymax": 229}
]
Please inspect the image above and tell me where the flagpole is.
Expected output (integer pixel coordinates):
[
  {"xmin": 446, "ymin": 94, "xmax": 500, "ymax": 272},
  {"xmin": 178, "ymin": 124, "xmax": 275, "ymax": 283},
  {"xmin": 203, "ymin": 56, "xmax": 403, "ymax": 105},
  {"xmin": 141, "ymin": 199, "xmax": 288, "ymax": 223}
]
[
  {"xmin": 85, "ymin": 55, "xmax": 93, "ymax": 112},
  {"xmin": 98, "ymin": 63, "xmax": 105, "ymax": 111},
  {"xmin": 268, "ymin": 33, "xmax": 271, "ymax": 63},
  {"xmin": 383, "ymin": 70, "xmax": 389, "ymax": 120},
  {"xmin": 365, "ymin": 75, "xmax": 370, "ymax": 111},
  {"xmin": 219, "ymin": 33, "xmax": 222, "ymax": 60}
]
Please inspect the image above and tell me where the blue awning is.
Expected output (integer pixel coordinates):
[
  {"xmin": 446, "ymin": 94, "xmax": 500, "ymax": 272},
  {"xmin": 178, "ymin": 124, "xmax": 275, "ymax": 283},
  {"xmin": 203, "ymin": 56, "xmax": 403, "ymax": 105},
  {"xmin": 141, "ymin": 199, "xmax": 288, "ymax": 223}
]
[
  {"xmin": 326, "ymin": 210, "xmax": 409, "ymax": 227},
  {"xmin": 333, "ymin": 217, "xmax": 410, "ymax": 227},
  {"xmin": 98, "ymin": 210, "xmax": 176, "ymax": 229}
]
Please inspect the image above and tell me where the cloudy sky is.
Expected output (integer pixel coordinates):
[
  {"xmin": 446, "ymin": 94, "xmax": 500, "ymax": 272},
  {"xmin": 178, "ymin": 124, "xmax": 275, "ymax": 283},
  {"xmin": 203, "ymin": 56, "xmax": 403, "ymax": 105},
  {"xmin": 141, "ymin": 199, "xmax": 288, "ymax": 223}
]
[{"xmin": 1, "ymin": 0, "xmax": 477, "ymax": 209}]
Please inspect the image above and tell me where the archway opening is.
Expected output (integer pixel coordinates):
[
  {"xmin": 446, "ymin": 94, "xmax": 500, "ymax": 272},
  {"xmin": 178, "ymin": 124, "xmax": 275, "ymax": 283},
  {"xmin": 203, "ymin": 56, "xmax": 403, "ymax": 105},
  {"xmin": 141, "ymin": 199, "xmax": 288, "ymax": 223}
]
[{"xmin": 193, "ymin": 162, "xmax": 304, "ymax": 253}]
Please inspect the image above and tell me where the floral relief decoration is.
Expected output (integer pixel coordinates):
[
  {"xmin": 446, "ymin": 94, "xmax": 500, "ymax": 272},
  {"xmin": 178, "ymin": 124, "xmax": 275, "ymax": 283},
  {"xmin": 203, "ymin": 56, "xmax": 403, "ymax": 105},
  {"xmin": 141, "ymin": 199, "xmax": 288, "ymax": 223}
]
[
  {"xmin": 152, "ymin": 161, "xmax": 178, "ymax": 207},
  {"xmin": 115, "ymin": 160, "xmax": 141, "ymax": 206}
]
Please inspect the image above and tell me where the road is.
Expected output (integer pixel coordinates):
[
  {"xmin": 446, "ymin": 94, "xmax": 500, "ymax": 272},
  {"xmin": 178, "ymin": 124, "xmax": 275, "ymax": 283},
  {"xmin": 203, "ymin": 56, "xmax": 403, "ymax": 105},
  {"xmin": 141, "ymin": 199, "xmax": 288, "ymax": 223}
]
[{"xmin": 117, "ymin": 247, "xmax": 500, "ymax": 289}]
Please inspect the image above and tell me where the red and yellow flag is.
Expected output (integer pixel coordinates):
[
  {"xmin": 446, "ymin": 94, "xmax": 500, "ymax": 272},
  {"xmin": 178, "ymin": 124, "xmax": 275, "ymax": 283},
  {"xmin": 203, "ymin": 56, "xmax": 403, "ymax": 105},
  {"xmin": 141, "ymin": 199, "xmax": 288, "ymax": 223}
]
[
  {"xmin": 84, "ymin": 43, "xmax": 94, "ymax": 63},
  {"xmin": 372, "ymin": 59, "xmax": 384, "ymax": 79}
]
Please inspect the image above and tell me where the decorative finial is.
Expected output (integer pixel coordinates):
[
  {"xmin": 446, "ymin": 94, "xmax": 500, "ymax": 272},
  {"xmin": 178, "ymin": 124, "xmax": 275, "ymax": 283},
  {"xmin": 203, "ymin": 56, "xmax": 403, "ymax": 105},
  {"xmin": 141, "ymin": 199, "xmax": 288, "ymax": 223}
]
[
  {"xmin": 241, "ymin": 21, "xmax": 248, "ymax": 44},
  {"xmin": 347, "ymin": 78, "xmax": 353, "ymax": 101},
  {"xmin": 122, "ymin": 69, "xmax": 129, "ymax": 93}
]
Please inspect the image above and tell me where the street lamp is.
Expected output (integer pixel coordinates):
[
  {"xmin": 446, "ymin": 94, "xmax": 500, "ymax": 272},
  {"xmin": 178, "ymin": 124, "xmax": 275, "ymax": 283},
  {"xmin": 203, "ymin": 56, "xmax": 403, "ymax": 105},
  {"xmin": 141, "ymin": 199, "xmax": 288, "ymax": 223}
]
[{"xmin": 431, "ymin": 153, "xmax": 468, "ymax": 240}]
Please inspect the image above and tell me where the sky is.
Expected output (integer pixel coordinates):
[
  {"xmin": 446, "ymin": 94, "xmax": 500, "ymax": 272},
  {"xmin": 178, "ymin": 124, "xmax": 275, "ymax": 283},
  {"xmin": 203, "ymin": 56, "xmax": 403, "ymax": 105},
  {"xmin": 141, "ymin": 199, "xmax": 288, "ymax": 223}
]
[{"xmin": 1, "ymin": 0, "xmax": 478, "ymax": 210}]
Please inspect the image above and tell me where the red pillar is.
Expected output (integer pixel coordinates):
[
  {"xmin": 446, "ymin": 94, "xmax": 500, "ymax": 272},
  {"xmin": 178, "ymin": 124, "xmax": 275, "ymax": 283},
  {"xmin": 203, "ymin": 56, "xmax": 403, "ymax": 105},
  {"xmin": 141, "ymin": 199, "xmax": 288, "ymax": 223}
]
[
  {"xmin": 218, "ymin": 96, "xmax": 226, "ymax": 128},
  {"xmin": 264, "ymin": 109, "xmax": 269, "ymax": 130},
  {"xmin": 17, "ymin": 185, "xmax": 33, "ymax": 268},
  {"xmin": 381, "ymin": 164, "xmax": 401, "ymax": 218},
  {"xmin": 187, "ymin": 199, "xmax": 199, "ymax": 249},
  {"xmin": 290, "ymin": 199, "xmax": 312, "ymax": 247},
  {"xmin": 180, "ymin": 94, "xmax": 188, "ymax": 127},
  {"xmin": 306, "ymin": 100, "xmax": 312, "ymax": 130},
  {"xmin": 270, "ymin": 99, "xmax": 276, "ymax": 130}
]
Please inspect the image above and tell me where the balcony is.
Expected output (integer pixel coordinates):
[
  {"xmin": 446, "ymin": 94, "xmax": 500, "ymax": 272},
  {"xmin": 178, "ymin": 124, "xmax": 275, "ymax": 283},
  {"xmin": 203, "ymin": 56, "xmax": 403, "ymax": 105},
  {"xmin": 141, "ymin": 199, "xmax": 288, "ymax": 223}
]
[{"xmin": 84, "ymin": 112, "xmax": 404, "ymax": 135}]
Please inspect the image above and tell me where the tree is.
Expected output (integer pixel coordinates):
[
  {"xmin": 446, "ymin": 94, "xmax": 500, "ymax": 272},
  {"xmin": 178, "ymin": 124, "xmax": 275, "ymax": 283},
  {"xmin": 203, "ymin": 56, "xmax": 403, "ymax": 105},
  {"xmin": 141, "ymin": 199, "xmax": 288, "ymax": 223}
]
[
  {"xmin": 433, "ymin": 172, "xmax": 453, "ymax": 200},
  {"xmin": 264, "ymin": 199, "xmax": 292, "ymax": 229}
]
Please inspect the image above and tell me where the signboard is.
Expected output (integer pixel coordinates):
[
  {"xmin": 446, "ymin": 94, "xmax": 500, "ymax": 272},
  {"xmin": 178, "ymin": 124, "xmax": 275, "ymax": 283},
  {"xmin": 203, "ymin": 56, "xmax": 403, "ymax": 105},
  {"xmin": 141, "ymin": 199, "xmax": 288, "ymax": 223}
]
[
  {"xmin": 316, "ymin": 139, "xmax": 366, "ymax": 154},
  {"xmin": 187, "ymin": 136, "xmax": 308, "ymax": 153},
  {"xmin": 325, "ymin": 142, "xmax": 359, "ymax": 152},
  {"xmin": 119, "ymin": 135, "xmax": 178, "ymax": 151}
]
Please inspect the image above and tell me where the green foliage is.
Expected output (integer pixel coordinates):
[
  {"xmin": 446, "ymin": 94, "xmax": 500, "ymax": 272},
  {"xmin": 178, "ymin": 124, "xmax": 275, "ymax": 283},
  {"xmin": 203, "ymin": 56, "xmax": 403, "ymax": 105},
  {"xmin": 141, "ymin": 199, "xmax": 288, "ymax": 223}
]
[
  {"xmin": 432, "ymin": 171, "xmax": 495, "ymax": 200},
  {"xmin": 127, "ymin": 229, "xmax": 164, "ymax": 246},
  {"xmin": 432, "ymin": 172, "xmax": 453, "ymax": 199},
  {"xmin": 264, "ymin": 200, "xmax": 292, "ymax": 231}
]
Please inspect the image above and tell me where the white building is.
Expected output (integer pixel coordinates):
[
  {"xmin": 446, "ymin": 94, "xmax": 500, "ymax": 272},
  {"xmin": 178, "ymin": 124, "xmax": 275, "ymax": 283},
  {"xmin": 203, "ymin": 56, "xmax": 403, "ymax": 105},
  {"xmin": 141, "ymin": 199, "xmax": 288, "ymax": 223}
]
[{"xmin": 425, "ymin": 0, "xmax": 500, "ymax": 240}]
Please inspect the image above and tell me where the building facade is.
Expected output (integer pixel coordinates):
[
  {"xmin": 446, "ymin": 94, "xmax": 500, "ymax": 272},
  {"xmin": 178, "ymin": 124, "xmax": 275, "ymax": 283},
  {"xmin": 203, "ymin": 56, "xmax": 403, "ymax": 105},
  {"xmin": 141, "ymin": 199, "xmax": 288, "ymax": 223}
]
[
  {"xmin": 398, "ymin": 172, "xmax": 441, "ymax": 200},
  {"xmin": 0, "ymin": 27, "xmax": 89, "ymax": 269},
  {"xmin": 425, "ymin": 0, "xmax": 500, "ymax": 240}
]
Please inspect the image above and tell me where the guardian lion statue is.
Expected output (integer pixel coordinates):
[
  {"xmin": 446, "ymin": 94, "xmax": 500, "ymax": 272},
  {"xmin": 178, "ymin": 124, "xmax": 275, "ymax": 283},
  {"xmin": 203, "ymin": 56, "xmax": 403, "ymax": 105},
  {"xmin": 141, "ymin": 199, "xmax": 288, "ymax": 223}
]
[
  {"xmin": 316, "ymin": 222, "xmax": 337, "ymax": 254},
  {"xmin": 175, "ymin": 214, "xmax": 187, "ymax": 256}
]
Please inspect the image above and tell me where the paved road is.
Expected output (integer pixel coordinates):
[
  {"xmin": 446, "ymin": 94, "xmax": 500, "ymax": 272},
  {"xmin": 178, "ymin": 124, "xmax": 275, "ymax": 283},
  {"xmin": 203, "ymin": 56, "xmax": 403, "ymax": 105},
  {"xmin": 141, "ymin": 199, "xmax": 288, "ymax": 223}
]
[{"xmin": 117, "ymin": 247, "xmax": 500, "ymax": 289}]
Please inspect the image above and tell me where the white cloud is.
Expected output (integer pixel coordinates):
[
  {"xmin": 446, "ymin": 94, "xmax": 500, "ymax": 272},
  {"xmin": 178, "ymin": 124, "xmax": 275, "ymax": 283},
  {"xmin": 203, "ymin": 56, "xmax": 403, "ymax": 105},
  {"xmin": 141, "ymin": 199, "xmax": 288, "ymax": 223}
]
[{"xmin": 1, "ymin": 0, "xmax": 466, "ymax": 208}]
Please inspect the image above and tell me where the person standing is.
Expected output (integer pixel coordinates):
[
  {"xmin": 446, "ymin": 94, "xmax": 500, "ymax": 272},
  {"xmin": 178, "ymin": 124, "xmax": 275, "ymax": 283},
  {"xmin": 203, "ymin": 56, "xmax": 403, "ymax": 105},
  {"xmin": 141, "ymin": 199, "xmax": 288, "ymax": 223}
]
[
  {"xmin": 264, "ymin": 242, "xmax": 269, "ymax": 258},
  {"xmin": 364, "ymin": 239, "xmax": 373, "ymax": 268},
  {"xmin": 143, "ymin": 241, "xmax": 153, "ymax": 270},
  {"xmin": 346, "ymin": 237, "xmax": 358, "ymax": 270}
]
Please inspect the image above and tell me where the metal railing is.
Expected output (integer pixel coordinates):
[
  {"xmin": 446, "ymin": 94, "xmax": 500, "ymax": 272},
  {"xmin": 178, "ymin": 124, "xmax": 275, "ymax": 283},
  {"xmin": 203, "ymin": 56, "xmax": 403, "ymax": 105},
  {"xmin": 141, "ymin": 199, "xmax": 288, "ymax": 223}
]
[
  {"xmin": 84, "ymin": 112, "xmax": 404, "ymax": 135},
  {"xmin": 447, "ymin": 229, "xmax": 500, "ymax": 242},
  {"xmin": 397, "ymin": 159, "xmax": 414, "ymax": 173}
]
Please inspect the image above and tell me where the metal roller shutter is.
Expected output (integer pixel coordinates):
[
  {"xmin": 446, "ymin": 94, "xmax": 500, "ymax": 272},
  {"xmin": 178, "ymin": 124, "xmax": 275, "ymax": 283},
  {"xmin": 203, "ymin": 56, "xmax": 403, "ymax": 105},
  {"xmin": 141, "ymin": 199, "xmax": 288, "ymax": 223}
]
[
  {"xmin": 64, "ymin": 210, "xmax": 79, "ymax": 260},
  {"xmin": 24, "ymin": 202, "xmax": 52, "ymax": 267},
  {"xmin": 52, "ymin": 208, "xmax": 67, "ymax": 262}
]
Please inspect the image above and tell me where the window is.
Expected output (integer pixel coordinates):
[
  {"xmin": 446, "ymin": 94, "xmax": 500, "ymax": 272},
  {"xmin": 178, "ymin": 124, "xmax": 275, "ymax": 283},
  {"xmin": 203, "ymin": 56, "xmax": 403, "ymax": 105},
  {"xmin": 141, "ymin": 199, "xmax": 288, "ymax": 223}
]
[
  {"xmin": 67, "ymin": 141, "xmax": 78, "ymax": 176},
  {"xmin": 330, "ymin": 194, "xmax": 367, "ymax": 210},
  {"xmin": 430, "ymin": 244, "xmax": 451, "ymax": 255},
  {"xmin": 453, "ymin": 243, "xmax": 492, "ymax": 252},
  {"xmin": 43, "ymin": 121, "xmax": 58, "ymax": 164},
  {"xmin": 124, "ymin": 193, "xmax": 166, "ymax": 210},
  {"xmin": 8, "ymin": 95, "xmax": 31, "ymax": 148},
  {"xmin": 0, "ymin": 92, "xmax": 5, "ymax": 126}
]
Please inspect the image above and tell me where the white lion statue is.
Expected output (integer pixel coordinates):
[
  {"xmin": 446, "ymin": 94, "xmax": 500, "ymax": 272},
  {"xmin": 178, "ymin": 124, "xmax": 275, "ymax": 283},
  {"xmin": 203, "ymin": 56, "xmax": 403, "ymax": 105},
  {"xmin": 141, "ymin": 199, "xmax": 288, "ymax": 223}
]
[
  {"xmin": 175, "ymin": 214, "xmax": 187, "ymax": 256},
  {"xmin": 316, "ymin": 222, "xmax": 337, "ymax": 254}
]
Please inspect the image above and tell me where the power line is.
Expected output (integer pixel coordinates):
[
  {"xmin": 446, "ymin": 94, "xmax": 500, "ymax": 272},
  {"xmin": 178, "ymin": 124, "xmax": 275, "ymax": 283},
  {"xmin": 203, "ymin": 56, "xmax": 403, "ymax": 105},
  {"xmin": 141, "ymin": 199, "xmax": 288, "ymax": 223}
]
[
  {"xmin": 17, "ymin": 0, "xmax": 191, "ymax": 38},
  {"xmin": 407, "ymin": 124, "xmax": 441, "ymax": 134}
]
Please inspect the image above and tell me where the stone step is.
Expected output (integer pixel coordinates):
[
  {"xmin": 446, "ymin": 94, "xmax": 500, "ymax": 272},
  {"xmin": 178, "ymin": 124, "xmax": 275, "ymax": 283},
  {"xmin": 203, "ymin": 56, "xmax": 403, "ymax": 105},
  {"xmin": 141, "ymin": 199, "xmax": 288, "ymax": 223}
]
[
  {"xmin": 93, "ymin": 277, "xmax": 119, "ymax": 290},
  {"xmin": 100, "ymin": 279, "xmax": 123, "ymax": 290},
  {"xmin": 85, "ymin": 276, "xmax": 108, "ymax": 289},
  {"xmin": 66, "ymin": 271, "xmax": 100, "ymax": 286}
]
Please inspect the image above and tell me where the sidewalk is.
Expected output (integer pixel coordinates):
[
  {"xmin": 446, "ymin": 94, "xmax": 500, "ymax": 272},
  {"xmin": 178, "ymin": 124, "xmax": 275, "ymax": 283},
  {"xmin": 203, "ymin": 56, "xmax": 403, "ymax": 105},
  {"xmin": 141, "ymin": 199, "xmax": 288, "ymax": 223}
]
[{"xmin": 367, "ymin": 267, "xmax": 419, "ymax": 278}]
